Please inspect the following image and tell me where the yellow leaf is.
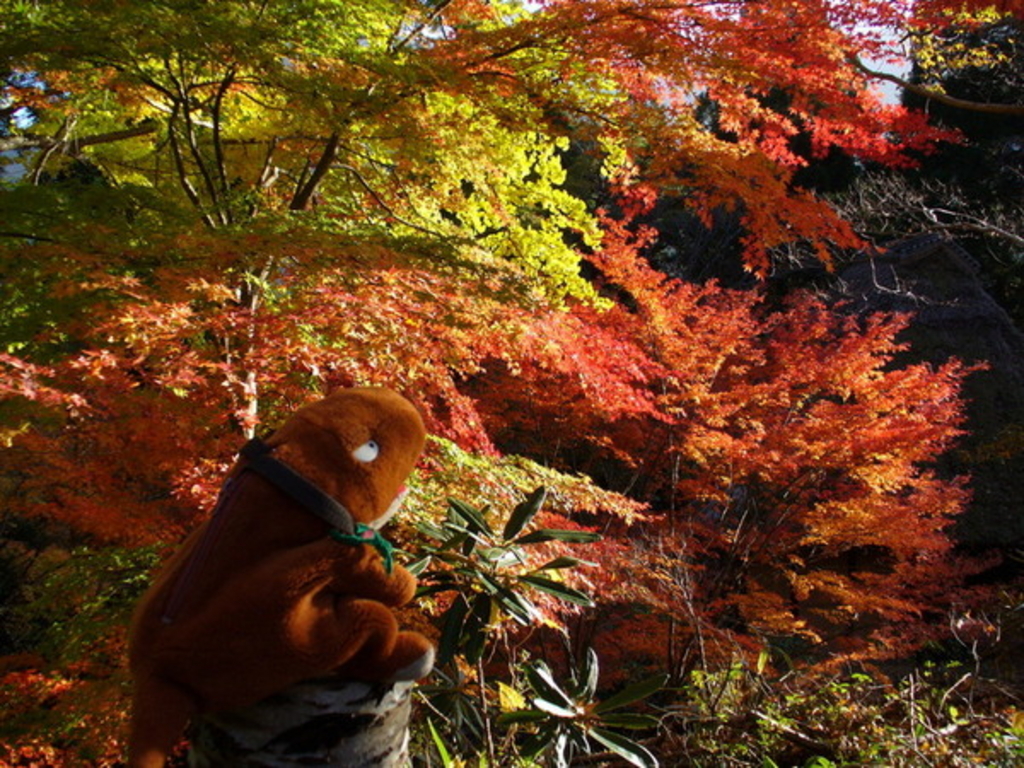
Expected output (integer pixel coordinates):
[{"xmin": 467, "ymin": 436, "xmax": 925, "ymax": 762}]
[{"xmin": 497, "ymin": 681, "xmax": 527, "ymax": 713}]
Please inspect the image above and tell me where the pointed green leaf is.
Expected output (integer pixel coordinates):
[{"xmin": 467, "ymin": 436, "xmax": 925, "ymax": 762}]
[
  {"xmin": 598, "ymin": 712, "xmax": 659, "ymax": 730},
  {"xmin": 589, "ymin": 727, "xmax": 658, "ymax": 768},
  {"xmin": 427, "ymin": 718, "xmax": 454, "ymax": 768},
  {"xmin": 533, "ymin": 697, "xmax": 579, "ymax": 719},
  {"xmin": 475, "ymin": 571, "xmax": 502, "ymax": 595},
  {"xmin": 415, "ymin": 581, "xmax": 456, "ymax": 599},
  {"xmin": 593, "ymin": 674, "xmax": 668, "ymax": 715},
  {"xmin": 534, "ymin": 556, "xmax": 591, "ymax": 571},
  {"xmin": 448, "ymin": 498, "xmax": 493, "ymax": 536},
  {"xmin": 497, "ymin": 709, "xmax": 550, "ymax": 725},
  {"xmin": 519, "ymin": 726, "xmax": 559, "ymax": 759},
  {"xmin": 496, "ymin": 585, "xmax": 540, "ymax": 625},
  {"xmin": 405, "ymin": 555, "xmax": 431, "ymax": 577},
  {"xmin": 437, "ymin": 595, "xmax": 470, "ymax": 666},
  {"xmin": 515, "ymin": 528, "xmax": 601, "ymax": 545},
  {"xmin": 526, "ymin": 662, "xmax": 574, "ymax": 709},
  {"xmin": 519, "ymin": 574, "xmax": 595, "ymax": 607},
  {"xmin": 462, "ymin": 593, "xmax": 493, "ymax": 663},
  {"xmin": 415, "ymin": 521, "xmax": 447, "ymax": 541},
  {"xmin": 580, "ymin": 647, "xmax": 600, "ymax": 699},
  {"xmin": 503, "ymin": 486, "xmax": 547, "ymax": 541}
]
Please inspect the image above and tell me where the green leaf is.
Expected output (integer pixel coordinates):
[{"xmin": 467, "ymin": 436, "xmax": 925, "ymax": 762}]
[
  {"xmin": 415, "ymin": 521, "xmax": 447, "ymax": 541},
  {"xmin": 526, "ymin": 662, "xmax": 574, "ymax": 710},
  {"xmin": 534, "ymin": 556, "xmax": 590, "ymax": 571},
  {"xmin": 579, "ymin": 647, "xmax": 599, "ymax": 699},
  {"xmin": 593, "ymin": 674, "xmax": 667, "ymax": 715},
  {"xmin": 495, "ymin": 585, "xmax": 540, "ymax": 625},
  {"xmin": 598, "ymin": 712, "xmax": 659, "ymax": 730},
  {"xmin": 519, "ymin": 726, "xmax": 559, "ymax": 759},
  {"xmin": 427, "ymin": 718, "xmax": 454, "ymax": 768},
  {"xmin": 519, "ymin": 574, "xmax": 595, "ymax": 607},
  {"xmin": 416, "ymin": 581, "xmax": 458, "ymax": 599},
  {"xmin": 463, "ymin": 593, "xmax": 493, "ymax": 663},
  {"xmin": 497, "ymin": 709, "xmax": 550, "ymax": 725},
  {"xmin": 405, "ymin": 555, "xmax": 431, "ymax": 577},
  {"xmin": 515, "ymin": 528, "xmax": 601, "ymax": 545},
  {"xmin": 476, "ymin": 573, "xmax": 542, "ymax": 624},
  {"xmin": 448, "ymin": 497, "xmax": 494, "ymax": 537},
  {"xmin": 503, "ymin": 486, "xmax": 547, "ymax": 541},
  {"xmin": 533, "ymin": 697, "xmax": 579, "ymax": 719},
  {"xmin": 475, "ymin": 571, "xmax": 503, "ymax": 596},
  {"xmin": 437, "ymin": 594, "xmax": 470, "ymax": 666},
  {"xmin": 589, "ymin": 727, "xmax": 658, "ymax": 768}
]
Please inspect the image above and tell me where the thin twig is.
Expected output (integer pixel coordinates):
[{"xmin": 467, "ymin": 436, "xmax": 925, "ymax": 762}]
[{"xmin": 337, "ymin": 164, "xmax": 447, "ymax": 237}]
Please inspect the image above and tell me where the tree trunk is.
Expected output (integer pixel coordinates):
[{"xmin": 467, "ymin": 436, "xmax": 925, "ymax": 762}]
[{"xmin": 187, "ymin": 678, "xmax": 414, "ymax": 767}]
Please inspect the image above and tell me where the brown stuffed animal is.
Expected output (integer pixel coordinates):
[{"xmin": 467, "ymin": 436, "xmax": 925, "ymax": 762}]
[{"xmin": 127, "ymin": 387, "xmax": 434, "ymax": 768}]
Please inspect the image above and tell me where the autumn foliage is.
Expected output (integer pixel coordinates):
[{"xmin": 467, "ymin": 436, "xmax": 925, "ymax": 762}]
[{"xmin": 2, "ymin": 0, "xmax": 1019, "ymax": 763}]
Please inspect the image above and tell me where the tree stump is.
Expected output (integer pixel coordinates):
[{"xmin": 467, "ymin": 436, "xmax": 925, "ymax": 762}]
[{"xmin": 187, "ymin": 678, "xmax": 415, "ymax": 767}]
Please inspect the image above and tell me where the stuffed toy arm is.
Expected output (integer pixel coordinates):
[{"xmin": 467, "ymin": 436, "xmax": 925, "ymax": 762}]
[
  {"xmin": 252, "ymin": 539, "xmax": 433, "ymax": 682},
  {"xmin": 324, "ymin": 540, "xmax": 418, "ymax": 607},
  {"xmin": 248, "ymin": 537, "xmax": 415, "ymax": 610}
]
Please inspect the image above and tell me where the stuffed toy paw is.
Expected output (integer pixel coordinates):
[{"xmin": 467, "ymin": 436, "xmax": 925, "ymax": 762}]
[{"xmin": 127, "ymin": 387, "xmax": 433, "ymax": 768}]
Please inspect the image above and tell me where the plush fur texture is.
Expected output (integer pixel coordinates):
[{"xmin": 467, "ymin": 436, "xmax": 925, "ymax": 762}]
[{"xmin": 127, "ymin": 387, "xmax": 433, "ymax": 768}]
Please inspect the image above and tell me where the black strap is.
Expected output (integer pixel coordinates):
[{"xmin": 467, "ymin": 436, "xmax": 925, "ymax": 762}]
[
  {"xmin": 161, "ymin": 473, "xmax": 251, "ymax": 624},
  {"xmin": 240, "ymin": 437, "xmax": 356, "ymax": 536}
]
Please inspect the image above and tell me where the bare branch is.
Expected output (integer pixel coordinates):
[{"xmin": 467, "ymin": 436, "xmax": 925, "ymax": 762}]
[
  {"xmin": 387, "ymin": 0, "xmax": 455, "ymax": 53},
  {"xmin": 924, "ymin": 207, "xmax": 1024, "ymax": 248},
  {"xmin": 212, "ymin": 68, "xmax": 237, "ymax": 218},
  {"xmin": 180, "ymin": 97, "xmax": 227, "ymax": 226},
  {"xmin": 0, "ymin": 120, "xmax": 157, "ymax": 154},
  {"xmin": 249, "ymin": 138, "xmax": 280, "ymax": 218},
  {"xmin": 142, "ymin": 96, "xmax": 213, "ymax": 126},
  {"xmin": 850, "ymin": 56, "xmax": 1024, "ymax": 116},
  {"xmin": 0, "ymin": 231, "xmax": 57, "ymax": 242},
  {"xmin": 289, "ymin": 133, "xmax": 340, "ymax": 211},
  {"xmin": 168, "ymin": 103, "xmax": 217, "ymax": 229}
]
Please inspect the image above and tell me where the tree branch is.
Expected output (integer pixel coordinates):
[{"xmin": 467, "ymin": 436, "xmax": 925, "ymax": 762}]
[
  {"xmin": 923, "ymin": 207, "xmax": 1024, "ymax": 248},
  {"xmin": 168, "ymin": 103, "xmax": 217, "ymax": 230},
  {"xmin": 752, "ymin": 710, "xmax": 835, "ymax": 757},
  {"xmin": 0, "ymin": 231, "xmax": 57, "ymax": 242},
  {"xmin": 850, "ymin": 56, "xmax": 1024, "ymax": 116},
  {"xmin": 180, "ymin": 96, "xmax": 227, "ymax": 226},
  {"xmin": 212, "ymin": 68, "xmax": 237, "ymax": 220},
  {"xmin": 387, "ymin": 0, "xmax": 455, "ymax": 53},
  {"xmin": 29, "ymin": 115, "xmax": 75, "ymax": 184},
  {"xmin": 289, "ymin": 133, "xmax": 340, "ymax": 210},
  {"xmin": 0, "ymin": 121, "xmax": 158, "ymax": 153},
  {"xmin": 337, "ymin": 164, "xmax": 447, "ymax": 237}
]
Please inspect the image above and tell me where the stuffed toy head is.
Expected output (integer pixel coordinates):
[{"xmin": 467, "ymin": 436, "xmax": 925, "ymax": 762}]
[
  {"xmin": 262, "ymin": 387, "xmax": 425, "ymax": 530},
  {"xmin": 127, "ymin": 387, "xmax": 434, "ymax": 768}
]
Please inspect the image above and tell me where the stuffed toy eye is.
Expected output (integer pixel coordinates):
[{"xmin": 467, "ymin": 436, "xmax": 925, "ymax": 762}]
[{"xmin": 352, "ymin": 440, "xmax": 380, "ymax": 463}]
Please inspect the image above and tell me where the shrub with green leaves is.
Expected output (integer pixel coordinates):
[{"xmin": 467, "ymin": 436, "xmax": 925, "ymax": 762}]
[
  {"xmin": 410, "ymin": 488, "xmax": 665, "ymax": 766},
  {"xmin": 501, "ymin": 649, "xmax": 665, "ymax": 768},
  {"xmin": 410, "ymin": 488, "xmax": 599, "ymax": 667}
]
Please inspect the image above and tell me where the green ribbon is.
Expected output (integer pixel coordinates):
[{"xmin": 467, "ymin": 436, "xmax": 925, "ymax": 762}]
[{"xmin": 330, "ymin": 523, "xmax": 395, "ymax": 574}]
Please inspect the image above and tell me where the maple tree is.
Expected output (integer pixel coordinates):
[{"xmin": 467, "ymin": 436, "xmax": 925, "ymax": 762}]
[
  {"xmin": 1, "ymin": 0, "xmax": 1015, "ymax": 763},
  {"xmin": 467, "ymin": 211, "xmax": 977, "ymax": 664}
]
